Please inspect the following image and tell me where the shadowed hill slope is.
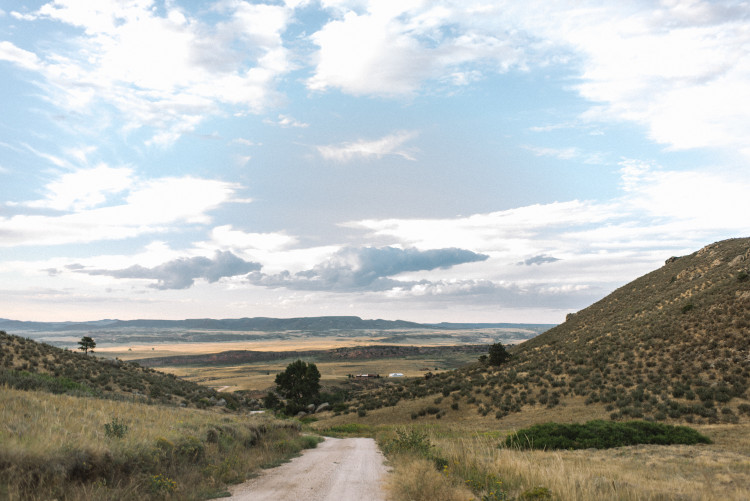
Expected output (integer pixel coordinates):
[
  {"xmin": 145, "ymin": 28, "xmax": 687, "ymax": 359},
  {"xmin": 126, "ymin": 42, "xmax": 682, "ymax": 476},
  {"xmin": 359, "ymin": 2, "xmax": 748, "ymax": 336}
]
[
  {"xmin": 349, "ymin": 238, "xmax": 750, "ymax": 424},
  {"xmin": 0, "ymin": 331, "xmax": 258, "ymax": 410}
]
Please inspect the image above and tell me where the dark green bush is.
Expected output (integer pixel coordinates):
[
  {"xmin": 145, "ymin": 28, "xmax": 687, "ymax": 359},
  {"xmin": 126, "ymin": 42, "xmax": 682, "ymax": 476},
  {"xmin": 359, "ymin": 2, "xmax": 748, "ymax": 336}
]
[
  {"xmin": 504, "ymin": 420, "xmax": 711, "ymax": 450},
  {"xmin": 104, "ymin": 417, "xmax": 128, "ymax": 439}
]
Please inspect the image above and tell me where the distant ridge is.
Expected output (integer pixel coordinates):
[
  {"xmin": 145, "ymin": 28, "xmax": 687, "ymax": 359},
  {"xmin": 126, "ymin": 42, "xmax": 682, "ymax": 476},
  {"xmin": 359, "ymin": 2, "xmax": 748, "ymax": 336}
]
[{"xmin": 0, "ymin": 316, "xmax": 554, "ymax": 332}]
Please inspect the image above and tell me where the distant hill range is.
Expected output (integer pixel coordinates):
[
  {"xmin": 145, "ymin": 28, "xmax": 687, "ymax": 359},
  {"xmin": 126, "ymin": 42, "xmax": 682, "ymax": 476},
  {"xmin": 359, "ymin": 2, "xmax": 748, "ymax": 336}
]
[
  {"xmin": 356, "ymin": 237, "xmax": 750, "ymax": 424},
  {"xmin": 0, "ymin": 316, "xmax": 554, "ymax": 333}
]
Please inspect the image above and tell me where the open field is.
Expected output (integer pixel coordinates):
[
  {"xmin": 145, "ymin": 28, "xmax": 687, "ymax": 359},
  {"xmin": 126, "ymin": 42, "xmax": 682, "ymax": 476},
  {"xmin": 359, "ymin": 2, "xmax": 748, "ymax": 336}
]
[
  {"xmin": 161, "ymin": 354, "xmax": 479, "ymax": 393},
  {"xmin": 77, "ymin": 328, "xmax": 518, "ymax": 392},
  {"xmin": 19, "ymin": 326, "xmax": 539, "ymax": 358}
]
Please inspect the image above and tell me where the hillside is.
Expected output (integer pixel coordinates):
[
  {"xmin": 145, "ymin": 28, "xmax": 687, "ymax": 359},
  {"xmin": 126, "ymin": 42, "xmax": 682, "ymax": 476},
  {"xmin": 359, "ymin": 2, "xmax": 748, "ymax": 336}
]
[
  {"xmin": 0, "ymin": 331, "xmax": 259, "ymax": 410},
  {"xmin": 347, "ymin": 238, "xmax": 750, "ymax": 424}
]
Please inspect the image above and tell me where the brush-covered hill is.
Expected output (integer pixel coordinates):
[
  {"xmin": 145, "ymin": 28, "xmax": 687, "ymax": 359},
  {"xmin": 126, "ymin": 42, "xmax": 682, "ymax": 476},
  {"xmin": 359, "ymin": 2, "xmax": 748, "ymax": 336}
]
[
  {"xmin": 0, "ymin": 331, "xmax": 259, "ymax": 410},
  {"xmin": 347, "ymin": 238, "xmax": 750, "ymax": 424}
]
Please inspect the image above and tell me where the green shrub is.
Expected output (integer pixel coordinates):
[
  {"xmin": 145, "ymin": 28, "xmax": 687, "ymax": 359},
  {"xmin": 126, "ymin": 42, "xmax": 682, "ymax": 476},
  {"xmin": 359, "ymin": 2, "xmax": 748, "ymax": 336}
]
[
  {"xmin": 520, "ymin": 486, "xmax": 552, "ymax": 500},
  {"xmin": 504, "ymin": 420, "xmax": 711, "ymax": 450},
  {"xmin": 103, "ymin": 417, "xmax": 128, "ymax": 439},
  {"xmin": 175, "ymin": 436, "xmax": 206, "ymax": 463},
  {"xmin": 384, "ymin": 428, "xmax": 433, "ymax": 457}
]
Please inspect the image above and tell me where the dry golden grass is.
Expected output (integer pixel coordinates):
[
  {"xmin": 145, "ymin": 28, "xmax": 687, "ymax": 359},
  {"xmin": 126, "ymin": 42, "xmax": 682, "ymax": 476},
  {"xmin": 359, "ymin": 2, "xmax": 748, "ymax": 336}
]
[
  {"xmin": 386, "ymin": 456, "xmax": 475, "ymax": 501},
  {"xmin": 95, "ymin": 328, "xmax": 516, "ymax": 360},
  {"xmin": 96, "ymin": 336, "xmax": 394, "ymax": 360},
  {"xmin": 162, "ymin": 357, "xmax": 464, "ymax": 392},
  {"xmin": 382, "ymin": 425, "xmax": 750, "ymax": 501},
  {"xmin": 426, "ymin": 425, "xmax": 750, "ymax": 501},
  {"xmin": 0, "ymin": 386, "xmax": 314, "ymax": 500},
  {"xmin": 315, "ymin": 401, "xmax": 750, "ymax": 500}
]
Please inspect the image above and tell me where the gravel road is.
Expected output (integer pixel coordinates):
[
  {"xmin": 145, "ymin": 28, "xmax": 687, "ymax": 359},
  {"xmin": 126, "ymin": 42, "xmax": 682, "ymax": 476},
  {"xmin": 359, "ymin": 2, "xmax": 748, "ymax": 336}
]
[{"xmin": 228, "ymin": 437, "xmax": 389, "ymax": 501}]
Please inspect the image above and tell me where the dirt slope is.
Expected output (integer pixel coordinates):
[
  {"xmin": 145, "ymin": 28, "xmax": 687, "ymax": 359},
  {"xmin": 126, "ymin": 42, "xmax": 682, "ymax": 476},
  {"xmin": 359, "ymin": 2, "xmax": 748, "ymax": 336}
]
[{"xmin": 229, "ymin": 437, "xmax": 389, "ymax": 501}]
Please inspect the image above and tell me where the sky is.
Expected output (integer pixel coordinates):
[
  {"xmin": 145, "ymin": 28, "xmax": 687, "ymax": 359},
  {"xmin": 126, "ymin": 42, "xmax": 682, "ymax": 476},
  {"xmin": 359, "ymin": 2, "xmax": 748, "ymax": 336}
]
[{"xmin": 1, "ymin": 0, "xmax": 749, "ymax": 324}]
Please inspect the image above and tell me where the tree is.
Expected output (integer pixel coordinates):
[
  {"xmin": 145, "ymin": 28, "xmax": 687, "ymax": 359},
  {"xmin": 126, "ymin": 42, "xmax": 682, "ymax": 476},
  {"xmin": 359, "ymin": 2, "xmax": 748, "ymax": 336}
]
[
  {"xmin": 274, "ymin": 360, "xmax": 321, "ymax": 411},
  {"xmin": 78, "ymin": 336, "xmax": 96, "ymax": 354},
  {"xmin": 488, "ymin": 342, "xmax": 510, "ymax": 366}
]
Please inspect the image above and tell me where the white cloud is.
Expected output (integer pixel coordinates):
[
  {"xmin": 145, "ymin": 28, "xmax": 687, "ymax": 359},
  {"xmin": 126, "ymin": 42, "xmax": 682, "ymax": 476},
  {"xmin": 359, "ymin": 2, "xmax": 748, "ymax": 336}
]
[
  {"xmin": 540, "ymin": 1, "xmax": 750, "ymax": 155},
  {"xmin": 308, "ymin": 1, "xmax": 524, "ymax": 96},
  {"xmin": 523, "ymin": 144, "xmax": 606, "ymax": 165},
  {"xmin": 6, "ymin": 0, "xmax": 296, "ymax": 145},
  {"xmin": 344, "ymin": 162, "xmax": 750, "ymax": 293},
  {"xmin": 27, "ymin": 164, "xmax": 134, "ymax": 211},
  {"xmin": 317, "ymin": 130, "xmax": 419, "ymax": 162},
  {"xmin": 0, "ymin": 41, "xmax": 41, "ymax": 70},
  {"xmin": 307, "ymin": 1, "xmax": 750, "ymax": 158},
  {"xmin": 0, "ymin": 175, "xmax": 241, "ymax": 247},
  {"xmin": 265, "ymin": 114, "xmax": 309, "ymax": 128},
  {"xmin": 210, "ymin": 225, "xmax": 298, "ymax": 252}
]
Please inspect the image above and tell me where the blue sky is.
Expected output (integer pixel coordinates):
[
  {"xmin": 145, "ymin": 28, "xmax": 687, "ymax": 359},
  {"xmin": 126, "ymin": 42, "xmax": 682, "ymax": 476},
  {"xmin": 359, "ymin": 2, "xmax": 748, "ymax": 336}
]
[{"xmin": 1, "ymin": 0, "xmax": 749, "ymax": 323}]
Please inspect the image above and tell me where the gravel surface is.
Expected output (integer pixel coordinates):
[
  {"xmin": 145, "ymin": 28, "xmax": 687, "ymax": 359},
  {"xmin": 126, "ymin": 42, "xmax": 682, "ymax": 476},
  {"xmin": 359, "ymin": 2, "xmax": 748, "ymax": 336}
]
[{"xmin": 228, "ymin": 437, "xmax": 389, "ymax": 501}]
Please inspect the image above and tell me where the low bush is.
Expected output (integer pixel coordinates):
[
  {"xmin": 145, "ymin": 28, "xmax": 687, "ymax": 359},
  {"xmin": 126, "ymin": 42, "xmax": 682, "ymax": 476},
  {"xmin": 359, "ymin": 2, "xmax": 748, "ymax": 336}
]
[
  {"xmin": 504, "ymin": 420, "xmax": 711, "ymax": 450},
  {"xmin": 103, "ymin": 417, "xmax": 128, "ymax": 439}
]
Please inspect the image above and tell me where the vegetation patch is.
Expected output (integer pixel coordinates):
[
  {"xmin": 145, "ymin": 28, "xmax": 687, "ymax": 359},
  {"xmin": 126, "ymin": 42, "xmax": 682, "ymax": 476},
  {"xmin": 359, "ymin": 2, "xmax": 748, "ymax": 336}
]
[
  {"xmin": 504, "ymin": 420, "xmax": 712, "ymax": 450},
  {"xmin": 321, "ymin": 422, "xmax": 374, "ymax": 437}
]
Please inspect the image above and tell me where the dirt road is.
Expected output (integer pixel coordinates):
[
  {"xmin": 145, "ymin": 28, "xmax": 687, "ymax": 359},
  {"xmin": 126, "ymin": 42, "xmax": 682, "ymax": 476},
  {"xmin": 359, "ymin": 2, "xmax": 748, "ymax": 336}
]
[{"xmin": 229, "ymin": 437, "xmax": 390, "ymax": 501}]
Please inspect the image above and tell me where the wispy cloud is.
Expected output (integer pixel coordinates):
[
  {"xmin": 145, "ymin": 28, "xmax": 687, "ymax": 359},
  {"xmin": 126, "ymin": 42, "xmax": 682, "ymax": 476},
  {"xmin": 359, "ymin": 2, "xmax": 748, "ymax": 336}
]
[
  {"xmin": 0, "ymin": 40, "xmax": 41, "ymax": 70},
  {"xmin": 316, "ymin": 131, "xmax": 419, "ymax": 162},
  {"xmin": 26, "ymin": 165, "xmax": 134, "ymax": 211},
  {"xmin": 523, "ymin": 145, "xmax": 606, "ymax": 165},
  {"xmin": 306, "ymin": 1, "xmax": 750, "ymax": 157},
  {"xmin": 265, "ymin": 114, "xmax": 309, "ymax": 128},
  {"xmin": 0, "ymin": 173, "xmax": 241, "ymax": 247},
  {"xmin": 4, "ymin": 1, "xmax": 297, "ymax": 145}
]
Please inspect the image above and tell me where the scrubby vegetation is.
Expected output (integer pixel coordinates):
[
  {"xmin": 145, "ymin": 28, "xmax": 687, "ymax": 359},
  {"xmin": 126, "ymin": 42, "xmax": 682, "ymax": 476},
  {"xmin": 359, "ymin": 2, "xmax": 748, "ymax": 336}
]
[
  {"xmin": 341, "ymin": 238, "xmax": 750, "ymax": 425},
  {"xmin": 0, "ymin": 331, "xmax": 260, "ymax": 411},
  {"xmin": 504, "ymin": 420, "xmax": 711, "ymax": 450}
]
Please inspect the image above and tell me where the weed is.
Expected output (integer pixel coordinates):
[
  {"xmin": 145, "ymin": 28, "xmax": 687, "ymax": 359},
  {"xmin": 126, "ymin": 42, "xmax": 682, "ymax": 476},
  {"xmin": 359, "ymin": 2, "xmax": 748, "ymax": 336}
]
[
  {"xmin": 103, "ymin": 417, "xmax": 128, "ymax": 439},
  {"xmin": 150, "ymin": 473, "xmax": 177, "ymax": 494}
]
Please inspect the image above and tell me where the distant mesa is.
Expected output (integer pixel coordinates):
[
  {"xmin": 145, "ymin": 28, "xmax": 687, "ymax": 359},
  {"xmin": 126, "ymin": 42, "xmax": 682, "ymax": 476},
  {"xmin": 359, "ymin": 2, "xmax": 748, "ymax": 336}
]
[{"xmin": 0, "ymin": 315, "xmax": 555, "ymax": 333}]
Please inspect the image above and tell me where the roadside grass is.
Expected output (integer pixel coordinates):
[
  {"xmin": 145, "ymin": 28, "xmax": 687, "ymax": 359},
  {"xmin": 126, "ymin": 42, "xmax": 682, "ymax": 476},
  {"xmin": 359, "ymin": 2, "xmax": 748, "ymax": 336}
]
[
  {"xmin": 312, "ymin": 416, "xmax": 750, "ymax": 501},
  {"xmin": 0, "ymin": 386, "xmax": 320, "ymax": 500}
]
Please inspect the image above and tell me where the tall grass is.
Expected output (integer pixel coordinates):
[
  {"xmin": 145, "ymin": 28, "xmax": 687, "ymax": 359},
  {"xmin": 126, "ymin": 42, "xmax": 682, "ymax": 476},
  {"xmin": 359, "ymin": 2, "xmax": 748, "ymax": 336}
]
[
  {"xmin": 0, "ymin": 387, "xmax": 319, "ymax": 500},
  {"xmin": 374, "ymin": 424, "xmax": 749, "ymax": 501}
]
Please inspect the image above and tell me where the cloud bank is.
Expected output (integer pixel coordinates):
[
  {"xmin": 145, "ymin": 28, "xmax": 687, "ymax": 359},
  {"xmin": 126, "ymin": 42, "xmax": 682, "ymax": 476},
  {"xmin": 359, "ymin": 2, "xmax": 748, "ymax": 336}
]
[
  {"xmin": 79, "ymin": 251, "xmax": 260, "ymax": 290},
  {"xmin": 248, "ymin": 246, "xmax": 488, "ymax": 291}
]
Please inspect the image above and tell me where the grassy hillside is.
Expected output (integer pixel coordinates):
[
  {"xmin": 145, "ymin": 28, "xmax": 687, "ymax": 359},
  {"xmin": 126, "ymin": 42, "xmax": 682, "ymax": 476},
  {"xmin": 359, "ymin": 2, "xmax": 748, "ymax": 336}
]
[
  {"xmin": 0, "ymin": 332, "xmax": 325, "ymax": 499},
  {"xmin": 0, "ymin": 331, "xmax": 259, "ymax": 410},
  {"xmin": 341, "ymin": 238, "xmax": 750, "ymax": 424},
  {"xmin": 0, "ymin": 387, "xmax": 318, "ymax": 500}
]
